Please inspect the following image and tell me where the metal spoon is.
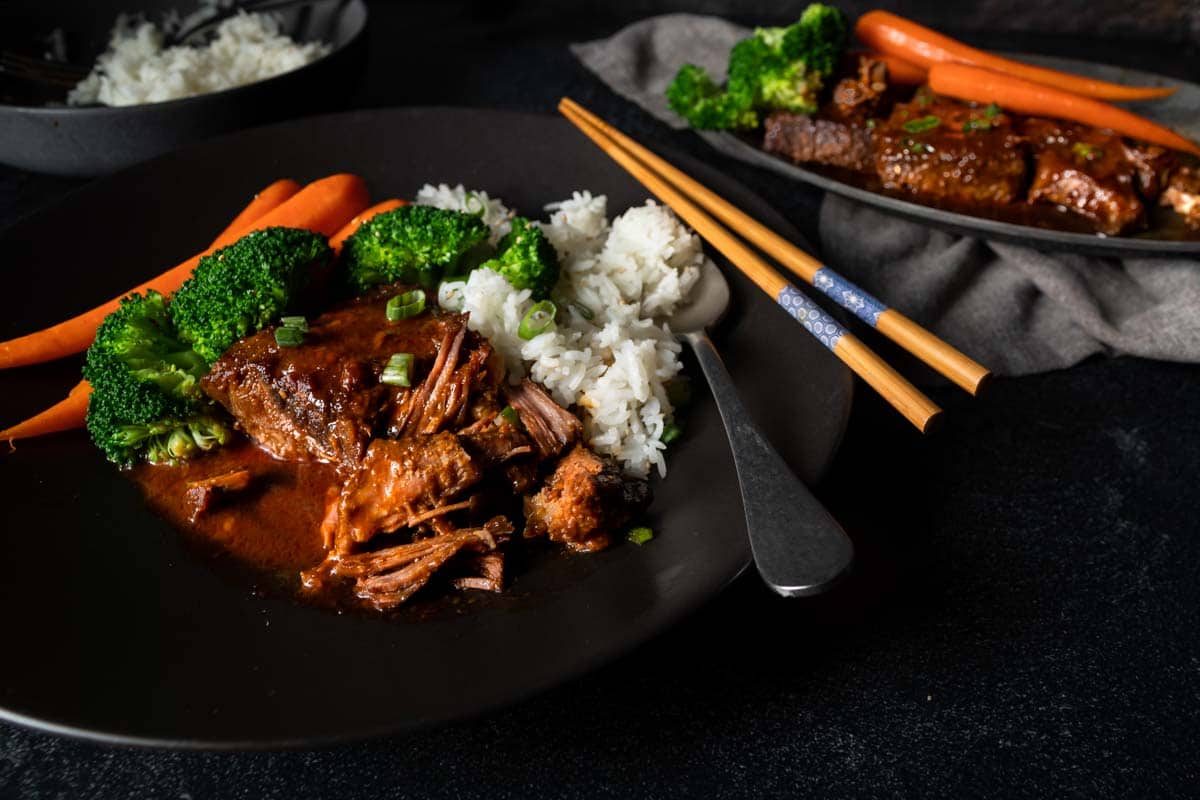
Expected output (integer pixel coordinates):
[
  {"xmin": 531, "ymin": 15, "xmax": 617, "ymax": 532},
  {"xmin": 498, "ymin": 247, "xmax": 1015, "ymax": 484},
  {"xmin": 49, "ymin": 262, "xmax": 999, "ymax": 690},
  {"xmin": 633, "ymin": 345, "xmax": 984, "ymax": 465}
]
[{"xmin": 671, "ymin": 262, "xmax": 854, "ymax": 596}]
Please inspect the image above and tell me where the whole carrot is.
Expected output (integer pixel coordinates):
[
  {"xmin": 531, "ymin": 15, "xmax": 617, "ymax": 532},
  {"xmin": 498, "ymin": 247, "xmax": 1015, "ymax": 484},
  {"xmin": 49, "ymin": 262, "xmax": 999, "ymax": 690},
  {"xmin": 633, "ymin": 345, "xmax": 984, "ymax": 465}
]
[
  {"xmin": 0, "ymin": 173, "xmax": 370, "ymax": 370},
  {"xmin": 856, "ymin": 10, "xmax": 1175, "ymax": 101},
  {"xmin": 0, "ymin": 380, "xmax": 92, "ymax": 443},
  {"xmin": 213, "ymin": 178, "xmax": 301, "ymax": 241},
  {"xmin": 0, "ymin": 177, "xmax": 330, "ymax": 443},
  {"xmin": 928, "ymin": 63, "xmax": 1200, "ymax": 156},
  {"xmin": 330, "ymin": 198, "xmax": 408, "ymax": 254}
]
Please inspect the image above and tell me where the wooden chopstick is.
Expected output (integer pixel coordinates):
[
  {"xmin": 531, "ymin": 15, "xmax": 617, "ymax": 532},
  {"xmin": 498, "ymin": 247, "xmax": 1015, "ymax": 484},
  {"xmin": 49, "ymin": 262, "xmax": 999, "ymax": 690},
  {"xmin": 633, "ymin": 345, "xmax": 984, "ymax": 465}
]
[
  {"xmin": 560, "ymin": 97, "xmax": 991, "ymax": 396},
  {"xmin": 558, "ymin": 99, "xmax": 942, "ymax": 433}
]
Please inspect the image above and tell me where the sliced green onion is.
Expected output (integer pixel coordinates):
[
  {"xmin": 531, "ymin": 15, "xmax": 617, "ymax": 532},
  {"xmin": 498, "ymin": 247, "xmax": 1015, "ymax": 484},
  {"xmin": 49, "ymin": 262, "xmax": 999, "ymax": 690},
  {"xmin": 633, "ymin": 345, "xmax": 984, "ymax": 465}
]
[
  {"xmin": 627, "ymin": 526, "xmax": 654, "ymax": 546},
  {"xmin": 662, "ymin": 423, "xmax": 683, "ymax": 445},
  {"xmin": 985, "ymin": 102, "xmax": 1002, "ymax": 119},
  {"xmin": 904, "ymin": 139, "xmax": 932, "ymax": 154},
  {"xmin": 495, "ymin": 405, "xmax": 520, "ymax": 427},
  {"xmin": 962, "ymin": 118, "xmax": 992, "ymax": 133},
  {"xmin": 518, "ymin": 300, "xmax": 557, "ymax": 340},
  {"xmin": 386, "ymin": 289, "xmax": 426, "ymax": 322},
  {"xmin": 1072, "ymin": 142, "xmax": 1103, "ymax": 160},
  {"xmin": 569, "ymin": 301, "xmax": 595, "ymax": 320},
  {"xmin": 274, "ymin": 326, "xmax": 304, "ymax": 347},
  {"xmin": 866, "ymin": 118, "xmax": 877, "ymax": 130},
  {"xmin": 279, "ymin": 315, "xmax": 308, "ymax": 332},
  {"xmin": 381, "ymin": 352, "xmax": 414, "ymax": 387},
  {"xmin": 902, "ymin": 115, "xmax": 940, "ymax": 134}
]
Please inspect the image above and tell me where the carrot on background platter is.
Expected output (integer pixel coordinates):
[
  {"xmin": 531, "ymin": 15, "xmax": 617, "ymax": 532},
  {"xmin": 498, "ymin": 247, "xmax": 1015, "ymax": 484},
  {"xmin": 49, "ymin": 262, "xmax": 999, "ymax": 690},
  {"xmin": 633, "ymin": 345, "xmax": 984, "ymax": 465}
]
[
  {"xmin": 856, "ymin": 10, "xmax": 1176, "ymax": 101},
  {"xmin": 0, "ymin": 380, "xmax": 92, "ymax": 443},
  {"xmin": 0, "ymin": 173, "xmax": 370, "ymax": 370},
  {"xmin": 928, "ymin": 63, "xmax": 1200, "ymax": 156}
]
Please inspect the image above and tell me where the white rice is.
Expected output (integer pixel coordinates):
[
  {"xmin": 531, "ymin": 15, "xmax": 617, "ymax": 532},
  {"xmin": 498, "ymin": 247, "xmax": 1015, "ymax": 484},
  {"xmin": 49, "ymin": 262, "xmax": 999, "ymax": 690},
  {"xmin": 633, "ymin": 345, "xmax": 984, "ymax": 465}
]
[
  {"xmin": 67, "ymin": 11, "xmax": 330, "ymax": 107},
  {"xmin": 421, "ymin": 184, "xmax": 708, "ymax": 478}
]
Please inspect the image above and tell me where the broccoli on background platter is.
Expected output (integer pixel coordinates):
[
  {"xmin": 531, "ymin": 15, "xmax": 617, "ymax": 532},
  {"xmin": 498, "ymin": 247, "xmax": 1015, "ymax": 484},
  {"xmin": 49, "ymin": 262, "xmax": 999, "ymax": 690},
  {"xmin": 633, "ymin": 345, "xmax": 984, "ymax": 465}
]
[
  {"xmin": 84, "ymin": 227, "xmax": 331, "ymax": 466},
  {"xmin": 666, "ymin": 3, "xmax": 849, "ymax": 131}
]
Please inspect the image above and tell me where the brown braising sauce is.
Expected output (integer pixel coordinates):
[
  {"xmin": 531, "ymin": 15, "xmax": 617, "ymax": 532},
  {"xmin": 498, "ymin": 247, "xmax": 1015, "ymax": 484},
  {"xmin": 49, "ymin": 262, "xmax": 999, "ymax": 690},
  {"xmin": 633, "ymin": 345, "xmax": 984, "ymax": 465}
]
[{"xmin": 132, "ymin": 438, "xmax": 337, "ymax": 574}]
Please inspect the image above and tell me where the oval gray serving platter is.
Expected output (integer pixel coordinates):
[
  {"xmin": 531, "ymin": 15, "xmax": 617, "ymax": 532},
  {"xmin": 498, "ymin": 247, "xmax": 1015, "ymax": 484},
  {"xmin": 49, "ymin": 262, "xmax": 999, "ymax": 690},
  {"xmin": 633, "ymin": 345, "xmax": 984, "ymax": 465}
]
[{"xmin": 702, "ymin": 54, "xmax": 1200, "ymax": 257}]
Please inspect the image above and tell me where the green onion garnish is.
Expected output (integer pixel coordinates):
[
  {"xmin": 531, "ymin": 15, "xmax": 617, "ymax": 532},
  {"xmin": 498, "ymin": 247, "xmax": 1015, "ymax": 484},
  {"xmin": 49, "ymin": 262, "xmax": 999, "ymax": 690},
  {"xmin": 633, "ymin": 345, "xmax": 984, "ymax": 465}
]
[
  {"xmin": 866, "ymin": 118, "xmax": 877, "ymax": 130},
  {"xmin": 904, "ymin": 139, "xmax": 932, "ymax": 154},
  {"xmin": 569, "ymin": 301, "xmax": 595, "ymax": 320},
  {"xmin": 1072, "ymin": 142, "xmax": 1103, "ymax": 160},
  {"xmin": 495, "ymin": 405, "xmax": 520, "ymax": 426},
  {"xmin": 662, "ymin": 423, "xmax": 683, "ymax": 445},
  {"xmin": 902, "ymin": 115, "xmax": 940, "ymax": 134},
  {"xmin": 962, "ymin": 118, "xmax": 992, "ymax": 133},
  {"xmin": 627, "ymin": 527, "xmax": 654, "ymax": 545},
  {"xmin": 274, "ymin": 326, "xmax": 304, "ymax": 347},
  {"xmin": 381, "ymin": 352, "xmax": 414, "ymax": 387},
  {"xmin": 985, "ymin": 102, "xmax": 1001, "ymax": 119},
  {"xmin": 518, "ymin": 300, "xmax": 557, "ymax": 340},
  {"xmin": 386, "ymin": 289, "xmax": 427, "ymax": 322},
  {"xmin": 279, "ymin": 315, "xmax": 308, "ymax": 332}
]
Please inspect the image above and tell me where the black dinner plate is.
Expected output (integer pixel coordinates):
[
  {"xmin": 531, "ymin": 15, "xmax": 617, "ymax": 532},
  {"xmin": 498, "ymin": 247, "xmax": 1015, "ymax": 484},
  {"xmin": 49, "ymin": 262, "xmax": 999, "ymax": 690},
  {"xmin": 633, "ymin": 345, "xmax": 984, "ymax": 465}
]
[
  {"xmin": 701, "ymin": 54, "xmax": 1200, "ymax": 257},
  {"xmin": 0, "ymin": 108, "xmax": 852, "ymax": 748}
]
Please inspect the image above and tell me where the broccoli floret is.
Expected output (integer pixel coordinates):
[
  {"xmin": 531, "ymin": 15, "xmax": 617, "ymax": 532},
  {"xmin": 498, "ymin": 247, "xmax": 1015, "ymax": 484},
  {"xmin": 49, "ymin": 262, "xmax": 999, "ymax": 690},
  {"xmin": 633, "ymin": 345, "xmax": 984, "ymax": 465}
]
[
  {"xmin": 170, "ymin": 227, "xmax": 331, "ymax": 363},
  {"xmin": 83, "ymin": 292, "xmax": 231, "ymax": 466},
  {"xmin": 667, "ymin": 3, "xmax": 848, "ymax": 128},
  {"xmin": 666, "ymin": 64, "xmax": 759, "ymax": 131},
  {"xmin": 781, "ymin": 3, "xmax": 848, "ymax": 77},
  {"xmin": 480, "ymin": 217, "xmax": 560, "ymax": 299},
  {"xmin": 342, "ymin": 205, "xmax": 491, "ymax": 294}
]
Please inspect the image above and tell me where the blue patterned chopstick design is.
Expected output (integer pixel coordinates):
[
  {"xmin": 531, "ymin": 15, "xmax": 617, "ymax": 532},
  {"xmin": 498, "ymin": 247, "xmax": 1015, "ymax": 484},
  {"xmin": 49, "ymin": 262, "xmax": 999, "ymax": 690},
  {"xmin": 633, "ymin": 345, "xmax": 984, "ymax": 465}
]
[
  {"xmin": 812, "ymin": 267, "xmax": 887, "ymax": 327},
  {"xmin": 777, "ymin": 285, "xmax": 846, "ymax": 350}
]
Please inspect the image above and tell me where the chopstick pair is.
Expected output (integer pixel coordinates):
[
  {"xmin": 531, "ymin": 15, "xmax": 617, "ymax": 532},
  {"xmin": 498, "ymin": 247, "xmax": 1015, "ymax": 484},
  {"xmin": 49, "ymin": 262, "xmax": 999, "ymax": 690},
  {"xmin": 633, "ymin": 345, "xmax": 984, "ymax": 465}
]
[{"xmin": 557, "ymin": 97, "xmax": 992, "ymax": 433}]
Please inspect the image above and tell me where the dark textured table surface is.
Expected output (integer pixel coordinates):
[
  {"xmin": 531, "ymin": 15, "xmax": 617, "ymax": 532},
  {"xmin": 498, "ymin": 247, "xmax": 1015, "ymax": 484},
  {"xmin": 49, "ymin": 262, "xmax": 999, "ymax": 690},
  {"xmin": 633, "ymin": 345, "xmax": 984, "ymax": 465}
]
[{"xmin": 3, "ymin": 2, "xmax": 1200, "ymax": 797}]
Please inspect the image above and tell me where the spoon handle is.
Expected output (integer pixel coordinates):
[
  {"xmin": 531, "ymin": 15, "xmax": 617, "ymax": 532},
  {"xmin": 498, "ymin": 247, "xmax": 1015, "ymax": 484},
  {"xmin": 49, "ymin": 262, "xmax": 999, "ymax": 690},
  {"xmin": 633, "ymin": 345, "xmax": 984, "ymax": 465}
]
[{"xmin": 685, "ymin": 331, "xmax": 854, "ymax": 596}]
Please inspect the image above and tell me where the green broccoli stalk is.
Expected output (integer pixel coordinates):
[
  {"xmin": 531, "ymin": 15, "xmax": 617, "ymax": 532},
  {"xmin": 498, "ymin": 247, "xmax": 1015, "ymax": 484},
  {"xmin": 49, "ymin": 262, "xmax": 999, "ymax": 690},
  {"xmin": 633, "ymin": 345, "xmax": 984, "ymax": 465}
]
[
  {"xmin": 83, "ymin": 292, "xmax": 230, "ymax": 466},
  {"xmin": 342, "ymin": 205, "xmax": 491, "ymax": 294},
  {"xmin": 665, "ymin": 3, "xmax": 848, "ymax": 130},
  {"xmin": 480, "ymin": 217, "xmax": 560, "ymax": 299},
  {"xmin": 169, "ymin": 227, "xmax": 331, "ymax": 363}
]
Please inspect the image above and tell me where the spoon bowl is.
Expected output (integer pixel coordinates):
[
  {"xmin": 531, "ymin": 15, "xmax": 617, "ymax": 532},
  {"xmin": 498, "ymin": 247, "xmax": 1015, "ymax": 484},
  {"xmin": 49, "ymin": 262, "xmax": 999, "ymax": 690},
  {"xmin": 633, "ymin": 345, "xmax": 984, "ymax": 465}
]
[{"xmin": 671, "ymin": 261, "xmax": 854, "ymax": 596}]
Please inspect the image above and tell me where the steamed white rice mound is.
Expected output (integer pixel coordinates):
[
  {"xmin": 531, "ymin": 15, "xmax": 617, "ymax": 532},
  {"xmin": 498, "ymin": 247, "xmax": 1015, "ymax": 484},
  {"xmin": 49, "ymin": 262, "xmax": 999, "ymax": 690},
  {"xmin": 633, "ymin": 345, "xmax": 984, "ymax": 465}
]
[
  {"xmin": 418, "ymin": 184, "xmax": 708, "ymax": 478},
  {"xmin": 67, "ymin": 11, "xmax": 331, "ymax": 107}
]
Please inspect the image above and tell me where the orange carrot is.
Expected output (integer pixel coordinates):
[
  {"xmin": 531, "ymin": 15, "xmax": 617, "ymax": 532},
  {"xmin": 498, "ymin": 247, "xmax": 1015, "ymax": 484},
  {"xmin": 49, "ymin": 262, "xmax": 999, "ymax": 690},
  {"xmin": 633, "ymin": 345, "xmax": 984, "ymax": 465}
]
[
  {"xmin": 213, "ymin": 178, "xmax": 301, "ymax": 241},
  {"xmin": 866, "ymin": 51, "xmax": 927, "ymax": 85},
  {"xmin": 330, "ymin": 198, "xmax": 408, "ymax": 254},
  {"xmin": 928, "ymin": 63, "xmax": 1200, "ymax": 156},
  {"xmin": 0, "ymin": 380, "xmax": 92, "ymax": 443},
  {"xmin": 856, "ymin": 10, "xmax": 1175, "ymax": 101},
  {"xmin": 0, "ymin": 173, "xmax": 370, "ymax": 369},
  {"xmin": 0, "ymin": 177, "xmax": 324, "ymax": 442}
]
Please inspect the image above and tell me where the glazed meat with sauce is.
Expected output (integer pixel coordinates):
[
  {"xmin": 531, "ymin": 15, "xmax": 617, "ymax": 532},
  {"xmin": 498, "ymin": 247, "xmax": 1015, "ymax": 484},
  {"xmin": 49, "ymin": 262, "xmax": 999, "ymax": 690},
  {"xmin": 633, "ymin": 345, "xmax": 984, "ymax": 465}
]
[
  {"xmin": 524, "ymin": 445, "xmax": 651, "ymax": 552},
  {"xmin": 1022, "ymin": 119, "xmax": 1151, "ymax": 235},
  {"xmin": 764, "ymin": 112, "xmax": 875, "ymax": 174},
  {"xmin": 202, "ymin": 286, "xmax": 457, "ymax": 465},
  {"xmin": 759, "ymin": 54, "xmax": 1196, "ymax": 236},
  {"xmin": 192, "ymin": 280, "xmax": 653, "ymax": 610},
  {"xmin": 874, "ymin": 99, "xmax": 1026, "ymax": 207}
]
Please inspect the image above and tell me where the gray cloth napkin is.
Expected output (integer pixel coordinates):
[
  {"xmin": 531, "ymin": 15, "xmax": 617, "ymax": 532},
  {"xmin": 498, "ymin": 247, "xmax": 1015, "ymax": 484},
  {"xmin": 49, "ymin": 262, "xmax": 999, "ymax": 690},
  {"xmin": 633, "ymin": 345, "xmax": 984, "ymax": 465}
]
[{"xmin": 572, "ymin": 14, "xmax": 1200, "ymax": 375}]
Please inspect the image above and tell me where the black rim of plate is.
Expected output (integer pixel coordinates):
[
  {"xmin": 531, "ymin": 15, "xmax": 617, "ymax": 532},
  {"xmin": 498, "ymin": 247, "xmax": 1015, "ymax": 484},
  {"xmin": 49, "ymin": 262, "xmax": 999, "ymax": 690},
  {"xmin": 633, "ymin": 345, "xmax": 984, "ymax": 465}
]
[{"xmin": 0, "ymin": 107, "xmax": 852, "ymax": 749}]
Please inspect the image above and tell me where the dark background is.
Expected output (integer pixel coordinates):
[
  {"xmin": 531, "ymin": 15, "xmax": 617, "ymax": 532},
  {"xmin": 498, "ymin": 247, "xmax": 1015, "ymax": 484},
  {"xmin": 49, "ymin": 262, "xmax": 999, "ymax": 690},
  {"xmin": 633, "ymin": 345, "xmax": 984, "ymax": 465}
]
[{"xmin": 2, "ymin": 1, "xmax": 1200, "ymax": 797}]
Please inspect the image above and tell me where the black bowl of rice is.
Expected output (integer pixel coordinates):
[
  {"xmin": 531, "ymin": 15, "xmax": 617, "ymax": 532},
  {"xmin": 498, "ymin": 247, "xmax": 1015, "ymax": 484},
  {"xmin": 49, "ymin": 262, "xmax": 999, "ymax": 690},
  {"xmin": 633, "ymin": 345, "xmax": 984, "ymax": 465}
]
[{"xmin": 0, "ymin": 0, "xmax": 367, "ymax": 176}]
